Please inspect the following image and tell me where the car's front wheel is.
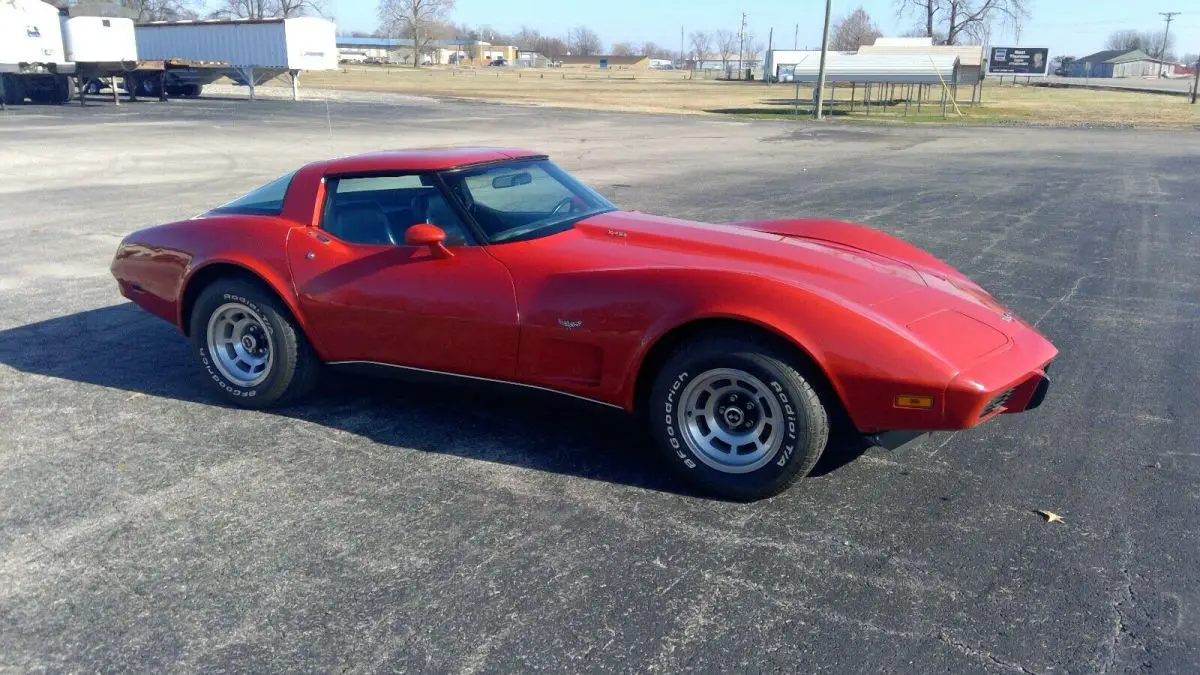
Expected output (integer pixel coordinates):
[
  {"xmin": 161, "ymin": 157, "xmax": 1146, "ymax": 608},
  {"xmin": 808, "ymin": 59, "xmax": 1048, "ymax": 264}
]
[
  {"xmin": 189, "ymin": 279, "xmax": 319, "ymax": 408},
  {"xmin": 648, "ymin": 336, "xmax": 831, "ymax": 501}
]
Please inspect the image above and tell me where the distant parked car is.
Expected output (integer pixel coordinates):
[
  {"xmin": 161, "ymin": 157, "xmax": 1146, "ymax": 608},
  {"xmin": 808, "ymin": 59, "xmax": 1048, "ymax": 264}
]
[{"xmin": 488, "ymin": 58, "xmax": 508, "ymax": 67}]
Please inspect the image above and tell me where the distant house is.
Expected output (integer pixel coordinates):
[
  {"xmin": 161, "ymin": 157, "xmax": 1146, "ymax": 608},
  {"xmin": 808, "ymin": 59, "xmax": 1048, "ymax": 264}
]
[
  {"xmin": 1066, "ymin": 49, "xmax": 1171, "ymax": 78},
  {"xmin": 558, "ymin": 55, "xmax": 651, "ymax": 69}
]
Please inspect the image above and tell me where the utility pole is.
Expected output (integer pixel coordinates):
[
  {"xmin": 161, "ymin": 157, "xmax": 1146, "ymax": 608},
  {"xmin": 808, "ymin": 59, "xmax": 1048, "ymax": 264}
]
[
  {"xmin": 680, "ymin": 24, "xmax": 685, "ymax": 70},
  {"xmin": 794, "ymin": 23, "xmax": 799, "ymax": 50},
  {"xmin": 738, "ymin": 12, "xmax": 748, "ymax": 81},
  {"xmin": 767, "ymin": 26, "xmax": 774, "ymax": 85},
  {"xmin": 815, "ymin": 0, "xmax": 832, "ymax": 119},
  {"xmin": 1191, "ymin": 53, "xmax": 1199, "ymax": 104},
  {"xmin": 1158, "ymin": 11, "xmax": 1180, "ymax": 74}
]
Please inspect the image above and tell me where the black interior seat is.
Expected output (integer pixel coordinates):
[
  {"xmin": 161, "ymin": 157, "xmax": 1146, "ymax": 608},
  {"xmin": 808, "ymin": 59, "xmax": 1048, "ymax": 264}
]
[
  {"xmin": 411, "ymin": 191, "xmax": 468, "ymax": 245},
  {"xmin": 330, "ymin": 202, "xmax": 396, "ymax": 245}
]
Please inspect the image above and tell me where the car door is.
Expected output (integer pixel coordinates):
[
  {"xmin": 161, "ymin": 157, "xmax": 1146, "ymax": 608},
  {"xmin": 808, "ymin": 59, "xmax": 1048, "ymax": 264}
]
[{"xmin": 285, "ymin": 173, "xmax": 520, "ymax": 380}]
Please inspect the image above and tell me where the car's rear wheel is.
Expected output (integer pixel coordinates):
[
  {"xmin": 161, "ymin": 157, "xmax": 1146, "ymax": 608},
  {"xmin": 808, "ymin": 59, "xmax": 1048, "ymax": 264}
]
[
  {"xmin": 648, "ymin": 336, "xmax": 830, "ymax": 501},
  {"xmin": 189, "ymin": 279, "xmax": 319, "ymax": 408}
]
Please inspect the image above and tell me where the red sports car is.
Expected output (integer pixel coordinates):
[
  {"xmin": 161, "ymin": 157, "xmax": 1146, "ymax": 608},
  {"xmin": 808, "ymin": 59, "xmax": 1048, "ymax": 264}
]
[{"xmin": 111, "ymin": 148, "xmax": 1056, "ymax": 500}]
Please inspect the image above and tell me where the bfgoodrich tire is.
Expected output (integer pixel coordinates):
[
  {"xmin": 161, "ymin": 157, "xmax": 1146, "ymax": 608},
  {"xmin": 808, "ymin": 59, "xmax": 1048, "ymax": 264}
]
[
  {"xmin": 648, "ymin": 336, "xmax": 830, "ymax": 501},
  {"xmin": 189, "ymin": 279, "xmax": 319, "ymax": 408}
]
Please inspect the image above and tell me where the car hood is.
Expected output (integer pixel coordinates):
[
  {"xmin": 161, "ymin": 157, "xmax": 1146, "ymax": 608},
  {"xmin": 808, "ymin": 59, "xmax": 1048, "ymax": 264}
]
[{"xmin": 571, "ymin": 211, "xmax": 928, "ymax": 307}]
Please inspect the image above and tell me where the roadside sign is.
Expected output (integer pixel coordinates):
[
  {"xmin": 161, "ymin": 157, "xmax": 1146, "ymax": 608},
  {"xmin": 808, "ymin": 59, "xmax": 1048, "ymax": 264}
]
[{"xmin": 988, "ymin": 47, "xmax": 1049, "ymax": 75}]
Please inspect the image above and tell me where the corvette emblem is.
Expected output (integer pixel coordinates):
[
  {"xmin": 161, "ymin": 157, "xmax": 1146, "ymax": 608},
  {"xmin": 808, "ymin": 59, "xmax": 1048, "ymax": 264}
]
[
  {"xmin": 1001, "ymin": 312, "xmax": 1014, "ymax": 322},
  {"xmin": 558, "ymin": 319, "xmax": 583, "ymax": 330}
]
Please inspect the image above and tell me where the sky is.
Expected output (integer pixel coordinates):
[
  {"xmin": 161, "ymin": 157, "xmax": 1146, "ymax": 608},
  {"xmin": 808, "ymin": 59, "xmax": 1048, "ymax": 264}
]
[{"xmin": 332, "ymin": 1, "xmax": 1200, "ymax": 60}]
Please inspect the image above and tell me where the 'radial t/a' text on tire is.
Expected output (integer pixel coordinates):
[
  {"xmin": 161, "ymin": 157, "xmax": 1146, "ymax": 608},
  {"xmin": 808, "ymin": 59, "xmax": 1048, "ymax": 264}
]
[{"xmin": 649, "ymin": 336, "xmax": 831, "ymax": 501}]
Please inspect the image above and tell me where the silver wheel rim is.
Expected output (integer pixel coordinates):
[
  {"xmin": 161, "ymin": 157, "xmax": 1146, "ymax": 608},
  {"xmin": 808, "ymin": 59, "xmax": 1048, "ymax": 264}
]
[
  {"xmin": 678, "ymin": 368, "xmax": 785, "ymax": 474},
  {"xmin": 205, "ymin": 302, "xmax": 274, "ymax": 387}
]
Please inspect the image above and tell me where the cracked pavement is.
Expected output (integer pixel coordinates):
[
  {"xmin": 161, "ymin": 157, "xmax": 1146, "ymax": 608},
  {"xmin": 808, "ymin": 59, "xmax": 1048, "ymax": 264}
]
[{"xmin": 1, "ymin": 93, "xmax": 1198, "ymax": 672}]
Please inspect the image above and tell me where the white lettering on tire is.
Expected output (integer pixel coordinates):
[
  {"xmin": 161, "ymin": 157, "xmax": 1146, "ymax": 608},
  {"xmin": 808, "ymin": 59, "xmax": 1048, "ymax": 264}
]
[
  {"xmin": 664, "ymin": 372, "xmax": 696, "ymax": 467},
  {"xmin": 199, "ymin": 342, "xmax": 259, "ymax": 399}
]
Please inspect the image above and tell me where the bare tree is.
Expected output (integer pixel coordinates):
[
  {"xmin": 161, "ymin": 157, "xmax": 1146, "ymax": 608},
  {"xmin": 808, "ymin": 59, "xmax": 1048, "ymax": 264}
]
[
  {"xmin": 570, "ymin": 25, "xmax": 602, "ymax": 56},
  {"xmin": 749, "ymin": 39, "xmax": 765, "ymax": 61},
  {"xmin": 119, "ymin": 0, "xmax": 200, "ymax": 20},
  {"xmin": 943, "ymin": 0, "xmax": 1029, "ymax": 45},
  {"xmin": 714, "ymin": 29, "xmax": 737, "ymax": 72},
  {"xmin": 897, "ymin": 0, "xmax": 940, "ymax": 41},
  {"xmin": 1105, "ymin": 30, "xmax": 1142, "ymax": 51},
  {"xmin": 640, "ymin": 41, "xmax": 662, "ymax": 58},
  {"xmin": 831, "ymin": 7, "xmax": 882, "ymax": 50},
  {"xmin": 214, "ymin": 0, "xmax": 271, "ymax": 19},
  {"xmin": 512, "ymin": 25, "xmax": 540, "ymax": 49},
  {"xmin": 611, "ymin": 42, "xmax": 634, "ymax": 56},
  {"xmin": 688, "ymin": 30, "xmax": 712, "ymax": 69},
  {"xmin": 896, "ymin": 0, "xmax": 1027, "ymax": 45},
  {"xmin": 378, "ymin": 0, "xmax": 456, "ymax": 67},
  {"xmin": 1105, "ymin": 29, "xmax": 1176, "ymax": 59},
  {"xmin": 275, "ymin": 0, "xmax": 325, "ymax": 17},
  {"xmin": 901, "ymin": 24, "xmax": 947, "ymax": 43},
  {"xmin": 534, "ymin": 36, "xmax": 567, "ymax": 59},
  {"xmin": 212, "ymin": 0, "xmax": 323, "ymax": 19},
  {"xmin": 1141, "ymin": 31, "xmax": 1176, "ymax": 60}
]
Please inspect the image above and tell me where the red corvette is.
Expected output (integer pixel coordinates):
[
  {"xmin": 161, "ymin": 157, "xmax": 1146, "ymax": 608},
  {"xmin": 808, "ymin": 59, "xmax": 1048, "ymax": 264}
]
[{"xmin": 111, "ymin": 148, "xmax": 1056, "ymax": 500}]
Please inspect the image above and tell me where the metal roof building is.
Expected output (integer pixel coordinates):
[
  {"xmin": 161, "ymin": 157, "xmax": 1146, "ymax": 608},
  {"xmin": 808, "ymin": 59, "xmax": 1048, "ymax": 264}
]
[
  {"xmin": 857, "ymin": 39, "xmax": 983, "ymax": 83},
  {"xmin": 1065, "ymin": 49, "xmax": 1172, "ymax": 78},
  {"xmin": 778, "ymin": 52, "xmax": 960, "ymax": 85}
]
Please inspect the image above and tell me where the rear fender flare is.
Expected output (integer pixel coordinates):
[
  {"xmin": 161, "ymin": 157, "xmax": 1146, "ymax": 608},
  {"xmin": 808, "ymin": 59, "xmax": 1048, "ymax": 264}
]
[{"xmin": 176, "ymin": 257, "xmax": 327, "ymax": 359}]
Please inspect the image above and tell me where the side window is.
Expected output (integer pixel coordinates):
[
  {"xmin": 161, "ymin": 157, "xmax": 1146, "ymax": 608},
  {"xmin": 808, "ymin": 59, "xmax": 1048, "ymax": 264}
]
[
  {"xmin": 213, "ymin": 171, "xmax": 296, "ymax": 215},
  {"xmin": 321, "ymin": 174, "xmax": 472, "ymax": 247}
]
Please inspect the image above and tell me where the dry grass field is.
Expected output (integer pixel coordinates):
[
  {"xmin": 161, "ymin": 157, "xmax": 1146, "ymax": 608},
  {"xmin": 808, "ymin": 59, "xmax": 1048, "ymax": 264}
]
[{"xmin": 279, "ymin": 65, "xmax": 1200, "ymax": 128}]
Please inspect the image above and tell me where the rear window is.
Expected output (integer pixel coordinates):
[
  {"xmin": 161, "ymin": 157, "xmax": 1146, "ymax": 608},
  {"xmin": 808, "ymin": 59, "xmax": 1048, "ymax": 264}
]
[{"xmin": 211, "ymin": 171, "xmax": 296, "ymax": 215}]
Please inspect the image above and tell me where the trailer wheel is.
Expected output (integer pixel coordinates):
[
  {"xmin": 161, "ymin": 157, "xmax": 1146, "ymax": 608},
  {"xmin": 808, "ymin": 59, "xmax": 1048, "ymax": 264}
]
[
  {"xmin": 3, "ymin": 75, "xmax": 26, "ymax": 105},
  {"xmin": 137, "ymin": 77, "xmax": 161, "ymax": 98},
  {"xmin": 183, "ymin": 84, "xmax": 202, "ymax": 97},
  {"xmin": 51, "ymin": 76, "xmax": 71, "ymax": 105}
]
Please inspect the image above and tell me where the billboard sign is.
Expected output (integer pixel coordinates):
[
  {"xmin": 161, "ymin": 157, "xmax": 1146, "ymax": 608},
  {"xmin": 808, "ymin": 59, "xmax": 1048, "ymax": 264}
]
[{"xmin": 988, "ymin": 47, "xmax": 1049, "ymax": 75}]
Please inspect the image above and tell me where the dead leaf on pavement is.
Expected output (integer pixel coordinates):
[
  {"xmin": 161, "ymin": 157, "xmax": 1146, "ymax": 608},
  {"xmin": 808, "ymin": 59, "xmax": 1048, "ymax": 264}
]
[{"xmin": 1035, "ymin": 509, "xmax": 1065, "ymax": 524}]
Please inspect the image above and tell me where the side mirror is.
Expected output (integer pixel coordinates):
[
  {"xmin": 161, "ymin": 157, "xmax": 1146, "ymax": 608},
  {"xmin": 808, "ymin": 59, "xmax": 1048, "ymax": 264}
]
[{"xmin": 404, "ymin": 223, "xmax": 453, "ymax": 258}]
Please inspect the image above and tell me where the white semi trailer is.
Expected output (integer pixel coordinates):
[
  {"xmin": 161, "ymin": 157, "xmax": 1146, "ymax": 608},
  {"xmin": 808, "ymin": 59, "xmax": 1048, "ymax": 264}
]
[
  {"xmin": 133, "ymin": 18, "xmax": 337, "ymax": 100},
  {"xmin": 0, "ymin": 0, "xmax": 73, "ymax": 105}
]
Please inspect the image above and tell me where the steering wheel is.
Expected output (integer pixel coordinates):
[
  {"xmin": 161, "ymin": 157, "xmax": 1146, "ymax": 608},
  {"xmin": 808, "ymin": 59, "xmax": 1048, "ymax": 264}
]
[{"xmin": 550, "ymin": 197, "xmax": 576, "ymax": 215}]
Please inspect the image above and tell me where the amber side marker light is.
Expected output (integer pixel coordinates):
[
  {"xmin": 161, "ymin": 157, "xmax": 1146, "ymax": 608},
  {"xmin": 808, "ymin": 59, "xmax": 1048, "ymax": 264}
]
[{"xmin": 895, "ymin": 395, "xmax": 935, "ymax": 410}]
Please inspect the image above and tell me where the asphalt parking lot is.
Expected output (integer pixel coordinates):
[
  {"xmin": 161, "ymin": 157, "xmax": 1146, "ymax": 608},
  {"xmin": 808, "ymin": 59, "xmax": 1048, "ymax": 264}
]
[{"xmin": 2, "ymin": 94, "xmax": 1198, "ymax": 673}]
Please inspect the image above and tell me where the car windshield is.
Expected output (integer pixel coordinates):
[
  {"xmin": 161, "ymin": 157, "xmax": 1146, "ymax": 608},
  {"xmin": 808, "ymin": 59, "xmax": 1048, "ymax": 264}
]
[
  {"xmin": 210, "ymin": 171, "xmax": 297, "ymax": 216},
  {"xmin": 439, "ymin": 159, "xmax": 615, "ymax": 243}
]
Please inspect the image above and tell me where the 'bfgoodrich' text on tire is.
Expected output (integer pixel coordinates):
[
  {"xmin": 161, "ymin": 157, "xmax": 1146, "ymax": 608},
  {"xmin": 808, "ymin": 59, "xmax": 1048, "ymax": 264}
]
[
  {"xmin": 188, "ymin": 279, "xmax": 319, "ymax": 408},
  {"xmin": 648, "ymin": 336, "xmax": 830, "ymax": 501}
]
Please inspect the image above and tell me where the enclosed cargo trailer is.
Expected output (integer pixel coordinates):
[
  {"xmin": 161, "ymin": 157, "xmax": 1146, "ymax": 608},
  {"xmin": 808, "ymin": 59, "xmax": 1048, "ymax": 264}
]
[
  {"xmin": 133, "ymin": 18, "xmax": 337, "ymax": 99},
  {"xmin": 0, "ymin": 0, "xmax": 74, "ymax": 105},
  {"xmin": 62, "ymin": 16, "xmax": 138, "ymax": 63}
]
